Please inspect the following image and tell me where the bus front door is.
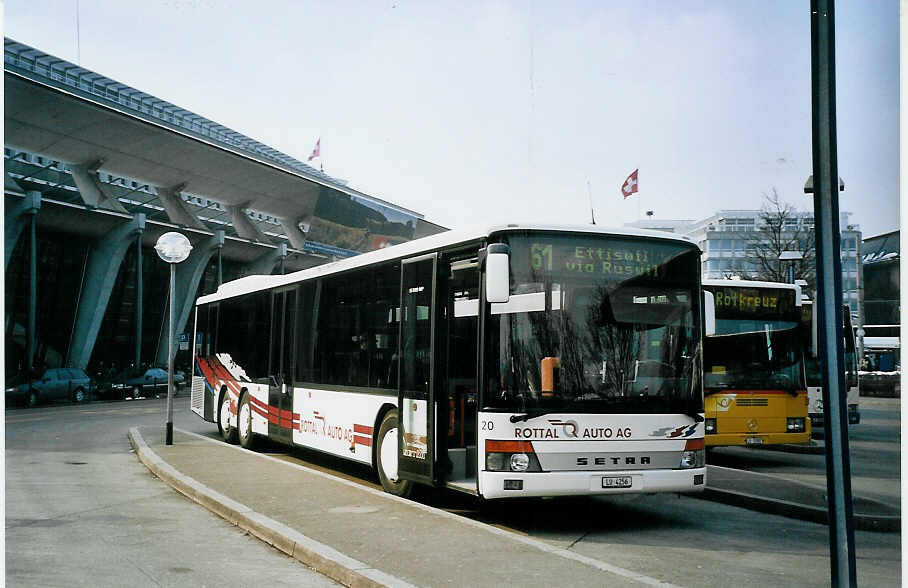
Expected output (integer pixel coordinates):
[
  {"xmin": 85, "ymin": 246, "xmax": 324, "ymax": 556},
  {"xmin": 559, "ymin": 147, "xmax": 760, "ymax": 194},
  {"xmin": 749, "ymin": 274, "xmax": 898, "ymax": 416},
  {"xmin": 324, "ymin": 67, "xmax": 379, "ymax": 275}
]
[
  {"xmin": 398, "ymin": 254, "xmax": 437, "ymax": 485},
  {"xmin": 269, "ymin": 287, "xmax": 297, "ymax": 445}
]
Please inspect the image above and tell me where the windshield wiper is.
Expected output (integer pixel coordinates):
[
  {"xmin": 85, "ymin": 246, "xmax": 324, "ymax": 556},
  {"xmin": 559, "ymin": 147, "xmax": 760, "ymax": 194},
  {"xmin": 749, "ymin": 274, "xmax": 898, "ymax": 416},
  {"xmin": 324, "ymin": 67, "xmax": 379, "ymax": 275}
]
[
  {"xmin": 685, "ymin": 411, "xmax": 705, "ymax": 423},
  {"xmin": 509, "ymin": 409, "xmax": 556, "ymax": 423}
]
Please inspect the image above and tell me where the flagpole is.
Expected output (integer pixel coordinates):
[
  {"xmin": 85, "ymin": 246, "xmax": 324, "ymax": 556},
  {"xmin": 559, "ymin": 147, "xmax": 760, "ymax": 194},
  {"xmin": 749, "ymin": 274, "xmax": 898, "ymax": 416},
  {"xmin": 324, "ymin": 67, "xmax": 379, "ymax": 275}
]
[{"xmin": 587, "ymin": 180, "xmax": 596, "ymax": 225}]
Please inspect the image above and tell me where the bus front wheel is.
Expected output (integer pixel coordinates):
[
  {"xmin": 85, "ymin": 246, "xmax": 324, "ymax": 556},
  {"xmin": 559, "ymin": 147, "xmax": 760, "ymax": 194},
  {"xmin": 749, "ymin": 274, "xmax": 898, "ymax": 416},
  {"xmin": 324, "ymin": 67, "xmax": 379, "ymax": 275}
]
[
  {"xmin": 376, "ymin": 409, "xmax": 412, "ymax": 498},
  {"xmin": 218, "ymin": 392, "xmax": 238, "ymax": 444},
  {"xmin": 238, "ymin": 393, "xmax": 256, "ymax": 451}
]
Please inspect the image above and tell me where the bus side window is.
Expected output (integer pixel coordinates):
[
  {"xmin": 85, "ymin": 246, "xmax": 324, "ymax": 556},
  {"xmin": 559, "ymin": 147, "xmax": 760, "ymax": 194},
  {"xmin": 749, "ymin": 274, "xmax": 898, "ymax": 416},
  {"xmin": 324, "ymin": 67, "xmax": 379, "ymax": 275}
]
[
  {"xmin": 371, "ymin": 263, "xmax": 400, "ymax": 389},
  {"xmin": 296, "ymin": 282, "xmax": 319, "ymax": 384}
]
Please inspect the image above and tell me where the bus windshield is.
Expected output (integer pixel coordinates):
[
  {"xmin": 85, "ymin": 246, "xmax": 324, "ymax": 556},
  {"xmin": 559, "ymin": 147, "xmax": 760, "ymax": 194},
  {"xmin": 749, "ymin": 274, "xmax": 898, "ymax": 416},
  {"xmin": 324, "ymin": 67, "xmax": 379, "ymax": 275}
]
[
  {"xmin": 484, "ymin": 233, "xmax": 701, "ymax": 415},
  {"xmin": 704, "ymin": 321, "xmax": 804, "ymax": 392}
]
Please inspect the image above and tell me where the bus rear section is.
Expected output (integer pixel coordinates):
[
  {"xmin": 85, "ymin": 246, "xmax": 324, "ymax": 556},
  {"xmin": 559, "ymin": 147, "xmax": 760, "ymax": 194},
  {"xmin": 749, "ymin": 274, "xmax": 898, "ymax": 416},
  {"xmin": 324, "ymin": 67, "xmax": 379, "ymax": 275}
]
[
  {"xmin": 702, "ymin": 280, "xmax": 810, "ymax": 447},
  {"xmin": 802, "ymin": 301, "xmax": 860, "ymax": 429}
]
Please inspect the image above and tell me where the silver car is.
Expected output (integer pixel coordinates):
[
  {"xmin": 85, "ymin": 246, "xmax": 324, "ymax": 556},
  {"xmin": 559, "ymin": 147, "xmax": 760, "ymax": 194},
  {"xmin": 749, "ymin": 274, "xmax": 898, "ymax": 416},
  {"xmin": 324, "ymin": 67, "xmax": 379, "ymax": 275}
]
[{"xmin": 111, "ymin": 367, "xmax": 185, "ymax": 399}]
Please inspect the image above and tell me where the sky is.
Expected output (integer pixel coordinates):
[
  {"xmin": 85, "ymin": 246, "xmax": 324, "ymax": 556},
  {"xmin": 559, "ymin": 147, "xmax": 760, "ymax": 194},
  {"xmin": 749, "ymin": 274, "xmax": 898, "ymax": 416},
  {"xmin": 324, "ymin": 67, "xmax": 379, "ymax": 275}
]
[{"xmin": 4, "ymin": 1, "xmax": 900, "ymax": 237}]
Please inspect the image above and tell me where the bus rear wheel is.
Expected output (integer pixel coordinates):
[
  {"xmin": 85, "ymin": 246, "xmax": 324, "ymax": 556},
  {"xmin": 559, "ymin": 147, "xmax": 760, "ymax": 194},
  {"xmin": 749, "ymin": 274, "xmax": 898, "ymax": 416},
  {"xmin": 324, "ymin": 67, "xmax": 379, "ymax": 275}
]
[
  {"xmin": 376, "ymin": 409, "xmax": 412, "ymax": 498},
  {"xmin": 238, "ymin": 393, "xmax": 256, "ymax": 450},
  {"xmin": 218, "ymin": 392, "xmax": 238, "ymax": 444}
]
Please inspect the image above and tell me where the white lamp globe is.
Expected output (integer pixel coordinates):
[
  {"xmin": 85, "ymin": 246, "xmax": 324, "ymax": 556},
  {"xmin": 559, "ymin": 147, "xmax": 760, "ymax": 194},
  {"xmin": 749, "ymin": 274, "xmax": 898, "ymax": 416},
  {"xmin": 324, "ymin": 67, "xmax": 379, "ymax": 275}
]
[{"xmin": 155, "ymin": 232, "xmax": 192, "ymax": 264}]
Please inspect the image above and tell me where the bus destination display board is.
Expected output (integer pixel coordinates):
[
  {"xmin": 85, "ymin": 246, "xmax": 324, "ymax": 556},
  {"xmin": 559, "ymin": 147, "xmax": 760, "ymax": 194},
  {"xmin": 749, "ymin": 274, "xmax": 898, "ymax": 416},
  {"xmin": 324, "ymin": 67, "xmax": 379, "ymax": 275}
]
[
  {"xmin": 709, "ymin": 285, "xmax": 798, "ymax": 320},
  {"xmin": 513, "ymin": 236, "xmax": 695, "ymax": 282}
]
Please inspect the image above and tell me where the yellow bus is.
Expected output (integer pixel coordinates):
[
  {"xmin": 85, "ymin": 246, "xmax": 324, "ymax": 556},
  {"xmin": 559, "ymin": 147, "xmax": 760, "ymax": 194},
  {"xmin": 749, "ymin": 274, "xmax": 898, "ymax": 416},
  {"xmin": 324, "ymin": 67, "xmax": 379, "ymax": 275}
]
[{"xmin": 701, "ymin": 280, "xmax": 810, "ymax": 447}]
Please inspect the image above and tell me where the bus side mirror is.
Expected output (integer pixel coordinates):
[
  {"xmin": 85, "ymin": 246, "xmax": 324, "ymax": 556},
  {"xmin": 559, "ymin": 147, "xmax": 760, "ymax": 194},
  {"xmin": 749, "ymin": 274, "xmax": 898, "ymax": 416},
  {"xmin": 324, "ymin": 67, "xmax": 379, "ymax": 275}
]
[
  {"xmin": 485, "ymin": 244, "xmax": 510, "ymax": 303},
  {"xmin": 703, "ymin": 291, "xmax": 716, "ymax": 337}
]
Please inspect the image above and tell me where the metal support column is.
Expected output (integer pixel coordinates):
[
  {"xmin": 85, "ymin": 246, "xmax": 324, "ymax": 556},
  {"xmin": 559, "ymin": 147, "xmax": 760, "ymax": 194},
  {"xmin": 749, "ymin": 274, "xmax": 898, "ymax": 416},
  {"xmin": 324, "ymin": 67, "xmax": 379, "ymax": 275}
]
[
  {"xmin": 810, "ymin": 0, "xmax": 856, "ymax": 585},
  {"xmin": 216, "ymin": 246, "xmax": 223, "ymax": 288},
  {"xmin": 66, "ymin": 215, "xmax": 146, "ymax": 370},
  {"xmin": 135, "ymin": 233, "xmax": 143, "ymax": 370},
  {"xmin": 27, "ymin": 202, "xmax": 37, "ymax": 377}
]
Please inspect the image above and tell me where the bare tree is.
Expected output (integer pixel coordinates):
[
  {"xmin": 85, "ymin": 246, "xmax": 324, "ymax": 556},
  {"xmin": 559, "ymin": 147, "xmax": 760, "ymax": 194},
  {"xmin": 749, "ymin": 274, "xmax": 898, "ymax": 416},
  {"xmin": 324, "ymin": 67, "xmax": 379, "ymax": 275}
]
[{"xmin": 742, "ymin": 189, "xmax": 816, "ymax": 295}]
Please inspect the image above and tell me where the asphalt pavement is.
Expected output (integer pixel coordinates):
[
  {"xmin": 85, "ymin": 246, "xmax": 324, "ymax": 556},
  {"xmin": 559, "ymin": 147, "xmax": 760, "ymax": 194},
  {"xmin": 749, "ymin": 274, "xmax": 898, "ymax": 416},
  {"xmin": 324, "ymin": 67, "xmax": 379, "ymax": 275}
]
[{"xmin": 129, "ymin": 425, "xmax": 900, "ymax": 588}]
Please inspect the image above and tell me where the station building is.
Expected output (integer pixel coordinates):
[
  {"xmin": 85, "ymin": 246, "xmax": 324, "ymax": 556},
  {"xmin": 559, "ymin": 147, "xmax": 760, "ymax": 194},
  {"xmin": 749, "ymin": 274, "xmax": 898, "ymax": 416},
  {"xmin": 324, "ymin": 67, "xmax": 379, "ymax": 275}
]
[{"xmin": 4, "ymin": 38, "xmax": 445, "ymax": 384}]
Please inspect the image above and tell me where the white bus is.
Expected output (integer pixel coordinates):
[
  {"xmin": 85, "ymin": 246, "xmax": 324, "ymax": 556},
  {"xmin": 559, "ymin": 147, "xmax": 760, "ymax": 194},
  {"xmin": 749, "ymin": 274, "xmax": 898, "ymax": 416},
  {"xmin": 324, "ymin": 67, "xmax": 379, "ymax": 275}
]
[
  {"xmin": 800, "ymin": 301, "xmax": 860, "ymax": 428},
  {"xmin": 190, "ymin": 224, "xmax": 706, "ymax": 499}
]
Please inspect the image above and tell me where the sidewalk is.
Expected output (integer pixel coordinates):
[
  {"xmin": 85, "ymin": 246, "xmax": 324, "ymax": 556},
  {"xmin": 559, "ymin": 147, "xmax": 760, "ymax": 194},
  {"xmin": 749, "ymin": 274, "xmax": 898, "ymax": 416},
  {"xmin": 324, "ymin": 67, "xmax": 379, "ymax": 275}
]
[
  {"xmin": 130, "ymin": 427, "xmax": 671, "ymax": 588},
  {"xmin": 129, "ymin": 426, "xmax": 899, "ymax": 588}
]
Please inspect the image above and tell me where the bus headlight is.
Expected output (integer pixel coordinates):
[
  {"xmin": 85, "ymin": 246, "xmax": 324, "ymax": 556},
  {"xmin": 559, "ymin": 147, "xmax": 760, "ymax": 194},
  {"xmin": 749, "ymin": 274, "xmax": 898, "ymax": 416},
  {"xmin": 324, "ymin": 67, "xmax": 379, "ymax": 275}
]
[
  {"xmin": 704, "ymin": 418, "xmax": 717, "ymax": 434},
  {"xmin": 679, "ymin": 439, "xmax": 705, "ymax": 469},
  {"xmin": 486, "ymin": 452, "xmax": 507, "ymax": 471},
  {"xmin": 510, "ymin": 453, "xmax": 530, "ymax": 472},
  {"xmin": 484, "ymin": 440, "xmax": 542, "ymax": 472},
  {"xmin": 680, "ymin": 449, "xmax": 705, "ymax": 469},
  {"xmin": 786, "ymin": 418, "xmax": 806, "ymax": 433}
]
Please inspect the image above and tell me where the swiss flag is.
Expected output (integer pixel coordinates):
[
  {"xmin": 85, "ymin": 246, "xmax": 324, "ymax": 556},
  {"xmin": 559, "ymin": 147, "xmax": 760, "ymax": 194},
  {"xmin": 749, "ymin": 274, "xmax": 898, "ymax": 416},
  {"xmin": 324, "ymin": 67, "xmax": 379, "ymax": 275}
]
[
  {"xmin": 307, "ymin": 138, "xmax": 321, "ymax": 162},
  {"xmin": 621, "ymin": 169, "xmax": 639, "ymax": 199}
]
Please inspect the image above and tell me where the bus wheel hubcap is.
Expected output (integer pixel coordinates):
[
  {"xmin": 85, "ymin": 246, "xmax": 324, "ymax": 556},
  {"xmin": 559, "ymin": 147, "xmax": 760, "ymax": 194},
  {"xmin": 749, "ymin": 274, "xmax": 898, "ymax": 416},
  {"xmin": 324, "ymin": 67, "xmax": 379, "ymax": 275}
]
[
  {"xmin": 240, "ymin": 403, "xmax": 250, "ymax": 438},
  {"xmin": 381, "ymin": 427, "xmax": 399, "ymax": 481}
]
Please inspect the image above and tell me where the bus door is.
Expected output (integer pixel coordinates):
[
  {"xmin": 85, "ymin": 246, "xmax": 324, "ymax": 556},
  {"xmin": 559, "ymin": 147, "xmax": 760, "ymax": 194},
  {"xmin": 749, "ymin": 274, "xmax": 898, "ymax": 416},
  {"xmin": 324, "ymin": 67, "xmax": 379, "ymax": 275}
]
[
  {"xmin": 398, "ymin": 254, "xmax": 438, "ymax": 485},
  {"xmin": 269, "ymin": 286, "xmax": 298, "ymax": 445}
]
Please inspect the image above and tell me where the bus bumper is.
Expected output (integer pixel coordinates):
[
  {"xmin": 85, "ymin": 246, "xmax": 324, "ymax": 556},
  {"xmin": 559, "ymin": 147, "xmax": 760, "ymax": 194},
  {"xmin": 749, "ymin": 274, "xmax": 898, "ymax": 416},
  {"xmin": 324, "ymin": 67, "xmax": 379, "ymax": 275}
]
[
  {"xmin": 809, "ymin": 407, "xmax": 860, "ymax": 429},
  {"xmin": 705, "ymin": 431, "xmax": 811, "ymax": 447},
  {"xmin": 478, "ymin": 468, "xmax": 706, "ymax": 499}
]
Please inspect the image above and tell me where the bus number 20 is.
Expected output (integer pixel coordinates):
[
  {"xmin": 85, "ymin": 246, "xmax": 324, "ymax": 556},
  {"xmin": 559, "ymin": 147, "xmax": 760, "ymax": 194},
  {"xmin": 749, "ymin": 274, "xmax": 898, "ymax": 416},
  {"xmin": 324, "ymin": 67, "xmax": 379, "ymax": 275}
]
[{"xmin": 481, "ymin": 421, "xmax": 494, "ymax": 431}]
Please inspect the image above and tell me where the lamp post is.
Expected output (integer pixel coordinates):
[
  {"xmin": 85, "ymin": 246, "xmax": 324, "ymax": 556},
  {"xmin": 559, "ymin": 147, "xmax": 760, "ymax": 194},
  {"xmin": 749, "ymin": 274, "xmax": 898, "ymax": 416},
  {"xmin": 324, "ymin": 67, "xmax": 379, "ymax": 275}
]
[
  {"xmin": 779, "ymin": 250, "xmax": 803, "ymax": 284},
  {"xmin": 154, "ymin": 232, "xmax": 192, "ymax": 445}
]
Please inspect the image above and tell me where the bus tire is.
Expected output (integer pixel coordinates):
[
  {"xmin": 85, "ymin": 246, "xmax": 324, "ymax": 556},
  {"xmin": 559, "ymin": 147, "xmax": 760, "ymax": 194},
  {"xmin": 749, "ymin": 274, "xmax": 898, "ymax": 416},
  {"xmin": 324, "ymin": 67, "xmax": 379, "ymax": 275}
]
[
  {"xmin": 237, "ymin": 393, "xmax": 256, "ymax": 451},
  {"xmin": 218, "ymin": 392, "xmax": 238, "ymax": 444},
  {"xmin": 376, "ymin": 409, "xmax": 412, "ymax": 498}
]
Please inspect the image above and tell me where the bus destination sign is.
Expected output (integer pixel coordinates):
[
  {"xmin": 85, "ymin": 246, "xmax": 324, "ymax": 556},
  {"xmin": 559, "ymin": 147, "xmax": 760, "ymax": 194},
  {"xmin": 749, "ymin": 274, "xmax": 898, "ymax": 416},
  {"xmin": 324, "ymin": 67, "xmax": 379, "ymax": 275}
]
[
  {"xmin": 528, "ymin": 241, "xmax": 683, "ymax": 280},
  {"xmin": 711, "ymin": 286, "xmax": 797, "ymax": 320}
]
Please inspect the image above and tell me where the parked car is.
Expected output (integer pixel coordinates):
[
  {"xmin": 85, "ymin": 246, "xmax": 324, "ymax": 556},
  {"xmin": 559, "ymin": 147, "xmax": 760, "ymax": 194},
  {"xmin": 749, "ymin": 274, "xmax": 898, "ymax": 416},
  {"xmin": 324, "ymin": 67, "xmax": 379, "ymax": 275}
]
[
  {"xmin": 110, "ymin": 367, "xmax": 185, "ymax": 399},
  {"xmin": 5, "ymin": 368, "xmax": 93, "ymax": 407}
]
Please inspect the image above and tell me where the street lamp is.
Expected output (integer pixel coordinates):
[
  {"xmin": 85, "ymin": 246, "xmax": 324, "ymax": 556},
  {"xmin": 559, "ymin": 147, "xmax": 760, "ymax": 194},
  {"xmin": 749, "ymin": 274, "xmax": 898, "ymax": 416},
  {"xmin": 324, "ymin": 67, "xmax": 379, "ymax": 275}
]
[
  {"xmin": 155, "ymin": 232, "xmax": 192, "ymax": 445},
  {"xmin": 779, "ymin": 250, "xmax": 803, "ymax": 284}
]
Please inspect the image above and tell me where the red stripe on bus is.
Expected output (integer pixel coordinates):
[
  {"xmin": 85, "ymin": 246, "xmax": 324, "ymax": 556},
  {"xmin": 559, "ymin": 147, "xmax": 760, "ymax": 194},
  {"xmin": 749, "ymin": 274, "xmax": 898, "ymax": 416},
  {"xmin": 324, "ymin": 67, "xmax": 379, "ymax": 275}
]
[
  {"xmin": 249, "ymin": 396, "xmax": 268, "ymax": 409},
  {"xmin": 212, "ymin": 357, "xmax": 243, "ymax": 392},
  {"xmin": 354, "ymin": 424, "xmax": 373, "ymax": 435},
  {"xmin": 196, "ymin": 358, "xmax": 220, "ymax": 392},
  {"xmin": 354, "ymin": 435, "xmax": 372, "ymax": 447}
]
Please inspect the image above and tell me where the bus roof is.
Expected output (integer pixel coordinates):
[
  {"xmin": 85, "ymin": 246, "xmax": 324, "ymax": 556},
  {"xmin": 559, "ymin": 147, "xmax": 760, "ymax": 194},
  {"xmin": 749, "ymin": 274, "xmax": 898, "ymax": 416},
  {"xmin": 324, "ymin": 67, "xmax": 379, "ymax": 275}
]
[{"xmin": 198, "ymin": 223, "xmax": 697, "ymax": 305}]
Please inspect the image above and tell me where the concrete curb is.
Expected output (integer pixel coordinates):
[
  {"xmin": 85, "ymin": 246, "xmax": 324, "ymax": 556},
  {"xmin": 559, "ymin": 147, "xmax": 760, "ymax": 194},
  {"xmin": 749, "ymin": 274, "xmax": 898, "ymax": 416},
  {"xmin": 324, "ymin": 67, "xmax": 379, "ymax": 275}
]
[
  {"xmin": 128, "ymin": 427, "xmax": 416, "ymax": 588},
  {"xmin": 694, "ymin": 487, "xmax": 900, "ymax": 533}
]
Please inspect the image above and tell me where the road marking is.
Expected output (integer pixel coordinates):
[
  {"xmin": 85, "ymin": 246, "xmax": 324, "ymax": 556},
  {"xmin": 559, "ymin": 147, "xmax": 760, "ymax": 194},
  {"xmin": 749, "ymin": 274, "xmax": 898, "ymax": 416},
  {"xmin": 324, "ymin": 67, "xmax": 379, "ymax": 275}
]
[{"xmin": 177, "ymin": 428, "xmax": 682, "ymax": 587}]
